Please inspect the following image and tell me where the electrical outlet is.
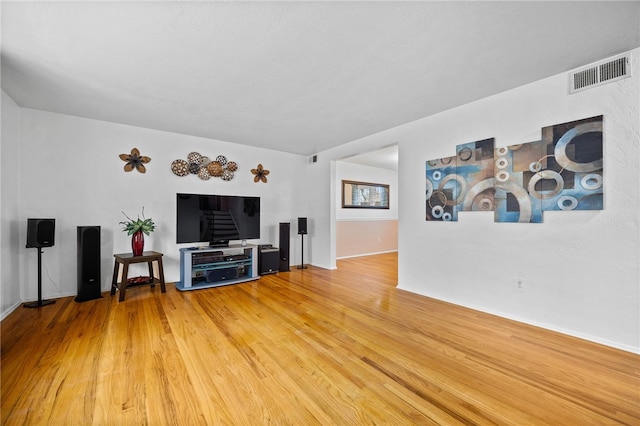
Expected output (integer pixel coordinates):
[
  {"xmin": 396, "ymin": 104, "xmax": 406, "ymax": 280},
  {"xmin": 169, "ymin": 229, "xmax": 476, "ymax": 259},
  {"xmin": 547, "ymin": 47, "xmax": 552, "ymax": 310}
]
[{"xmin": 515, "ymin": 278, "xmax": 525, "ymax": 292}]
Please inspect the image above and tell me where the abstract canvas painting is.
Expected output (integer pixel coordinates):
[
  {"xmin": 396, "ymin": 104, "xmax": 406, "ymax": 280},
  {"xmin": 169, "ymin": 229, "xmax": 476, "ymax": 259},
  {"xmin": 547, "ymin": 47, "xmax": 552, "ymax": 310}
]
[
  {"xmin": 539, "ymin": 116, "xmax": 603, "ymax": 212},
  {"xmin": 425, "ymin": 138, "xmax": 495, "ymax": 222},
  {"xmin": 456, "ymin": 139, "xmax": 495, "ymax": 214},
  {"xmin": 425, "ymin": 115, "xmax": 603, "ymax": 223},
  {"xmin": 426, "ymin": 155, "xmax": 457, "ymax": 221},
  {"xmin": 493, "ymin": 140, "xmax": 544, "ymax": 223}
]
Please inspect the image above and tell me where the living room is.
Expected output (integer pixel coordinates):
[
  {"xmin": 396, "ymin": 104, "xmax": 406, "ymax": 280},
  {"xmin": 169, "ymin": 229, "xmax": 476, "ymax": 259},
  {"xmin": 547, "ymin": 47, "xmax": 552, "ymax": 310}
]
[
  {"xmin": 2, "ymin": 0, "xmax": 639, "ymax": 359},
  {"xmin": 1, "ymin": 2, "xmax": 639, "ymax": 423}
]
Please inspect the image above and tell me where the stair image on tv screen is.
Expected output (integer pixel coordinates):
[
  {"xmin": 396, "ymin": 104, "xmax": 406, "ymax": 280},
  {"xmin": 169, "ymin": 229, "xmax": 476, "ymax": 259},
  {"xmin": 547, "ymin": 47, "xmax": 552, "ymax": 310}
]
[{"xmin": 202, "ymin": 210, "xmax": 240, "ymax": 241}]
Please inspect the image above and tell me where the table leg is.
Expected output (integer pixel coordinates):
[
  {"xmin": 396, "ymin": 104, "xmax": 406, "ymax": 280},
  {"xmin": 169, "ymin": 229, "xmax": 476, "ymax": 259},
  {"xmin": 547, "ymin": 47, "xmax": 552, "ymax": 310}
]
[
  {"xmin": 157, "ymin": 257, "xmax": 166, "ymax": 293},
  {"xmin": 119, "ymin": 262, "xmax": 130, "ymax": 302},
  {"xmin": 111, "ymin": 261, "xmax": 119, "ymax": 296},
  {"xmin": 147, "ymin": 261, "xmax": 155, "ymax": 288}
]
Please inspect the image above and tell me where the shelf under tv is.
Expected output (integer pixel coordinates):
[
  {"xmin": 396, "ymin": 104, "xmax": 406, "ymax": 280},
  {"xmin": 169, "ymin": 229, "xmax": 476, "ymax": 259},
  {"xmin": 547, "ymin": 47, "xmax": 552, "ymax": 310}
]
[{"xmin": 175, "ymin": 244, "xmax": 259, "ymax": 291}]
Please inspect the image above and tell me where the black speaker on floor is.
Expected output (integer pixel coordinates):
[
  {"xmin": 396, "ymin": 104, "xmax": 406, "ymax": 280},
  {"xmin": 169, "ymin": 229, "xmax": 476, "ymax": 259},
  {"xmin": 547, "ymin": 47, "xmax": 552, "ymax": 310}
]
[
  {"xmin": 279, "ymin": 222, "xmax": 290, "ymax": 272},
  {"xmin": 259, "ymin": 245, "xmax": 279, "ymax": 275},
  {"xmin": 297, "ymin": 217, "xmax": 307, "ymax": 235},
  {"xmin": 75, "ymin": 226, "xmax": 102, "ymax": 302},
  {"xmin": 26, "ymin": 218, "xmax": 55, "ymax": 248}
]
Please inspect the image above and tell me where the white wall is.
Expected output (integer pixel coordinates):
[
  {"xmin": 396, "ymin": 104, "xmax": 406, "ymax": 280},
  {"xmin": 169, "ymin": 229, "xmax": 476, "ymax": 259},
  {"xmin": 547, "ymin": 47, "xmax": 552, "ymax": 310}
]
[
  {"xmin": 8, "ymin": 109, "xmax": 307, "ymax": 310},
  {"xmin": 1, "ymin": 91, "xmax": 22, "ymax": 317},
  {"xmin": 305, "ymin": 158, "xmax": 332, "ymax": 268},
  {"xmin": 315, "ymin": 49, "xmax": 640, "ymax": 352},
  {"xmin": 398, "ymin": 54, "xmax": 639, "ymax": 353}
]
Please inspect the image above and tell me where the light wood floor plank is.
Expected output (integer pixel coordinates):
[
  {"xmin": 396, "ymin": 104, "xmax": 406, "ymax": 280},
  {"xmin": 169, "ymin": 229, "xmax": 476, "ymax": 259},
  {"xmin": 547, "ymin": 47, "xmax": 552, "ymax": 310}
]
[{"xmin": 2, "ymin": 252, "xmax": 638, "ymax": 425}]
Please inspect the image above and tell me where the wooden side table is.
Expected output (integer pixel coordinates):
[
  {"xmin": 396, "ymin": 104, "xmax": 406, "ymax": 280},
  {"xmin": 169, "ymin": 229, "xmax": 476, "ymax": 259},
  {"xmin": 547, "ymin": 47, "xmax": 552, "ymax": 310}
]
[{"xmin": 111, "ymin": 251, "xmax": 166, "ymax": 301}]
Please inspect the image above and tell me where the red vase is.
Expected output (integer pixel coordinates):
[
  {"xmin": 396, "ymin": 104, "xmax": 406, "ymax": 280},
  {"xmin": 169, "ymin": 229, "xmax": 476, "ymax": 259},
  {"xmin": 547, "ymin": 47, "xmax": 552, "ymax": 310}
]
[{"xmin": 132, "ymin": 231, "xmax": 144, "ymax": 256}]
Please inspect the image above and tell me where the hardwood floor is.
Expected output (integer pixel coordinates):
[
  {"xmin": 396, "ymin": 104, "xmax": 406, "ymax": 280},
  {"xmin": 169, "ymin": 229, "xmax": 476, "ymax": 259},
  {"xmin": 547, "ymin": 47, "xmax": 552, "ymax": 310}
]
[{"xmin": 2, "ymin": 252, "xmax": 638, "ymax": 425}]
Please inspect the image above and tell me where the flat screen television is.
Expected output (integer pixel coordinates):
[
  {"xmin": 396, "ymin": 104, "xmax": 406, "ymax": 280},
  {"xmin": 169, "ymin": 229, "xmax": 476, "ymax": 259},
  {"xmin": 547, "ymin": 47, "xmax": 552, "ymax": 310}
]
[{"xmin": 176, "ymin": 193, "xmax": 260, "ymax": 247}]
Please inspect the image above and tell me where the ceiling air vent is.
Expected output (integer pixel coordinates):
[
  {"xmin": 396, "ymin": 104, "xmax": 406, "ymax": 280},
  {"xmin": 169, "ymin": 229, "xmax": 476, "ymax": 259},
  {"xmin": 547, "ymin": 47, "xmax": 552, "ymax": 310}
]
[{"xmin": 570, "ymin": 52, "xmax": 632, "ymax": 94}]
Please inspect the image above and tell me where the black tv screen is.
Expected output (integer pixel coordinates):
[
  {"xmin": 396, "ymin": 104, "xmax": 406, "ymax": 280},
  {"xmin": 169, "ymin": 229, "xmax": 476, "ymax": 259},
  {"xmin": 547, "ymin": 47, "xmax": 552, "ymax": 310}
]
[{"xmin": 176, "ymin": 193, "xmax": 260, "ymax": 246}]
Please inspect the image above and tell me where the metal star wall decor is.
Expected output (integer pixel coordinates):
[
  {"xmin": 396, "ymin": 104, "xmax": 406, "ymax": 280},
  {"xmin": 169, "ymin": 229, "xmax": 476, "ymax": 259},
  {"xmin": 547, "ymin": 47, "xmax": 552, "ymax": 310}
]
[
  {"xmin": 251, "ymin": 164, "xmax": 269, "ymax": 183},
  {"xmin": 119, "ymin": 148, "xmax": 151, "ymax": 173}
]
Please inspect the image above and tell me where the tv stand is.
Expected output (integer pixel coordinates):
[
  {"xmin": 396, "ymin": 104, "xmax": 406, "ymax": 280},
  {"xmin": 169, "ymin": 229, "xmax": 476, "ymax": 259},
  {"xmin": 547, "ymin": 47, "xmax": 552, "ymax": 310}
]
[{"xmin": 176, "ymin": 244, "xmax": 258, "ymax": 291}]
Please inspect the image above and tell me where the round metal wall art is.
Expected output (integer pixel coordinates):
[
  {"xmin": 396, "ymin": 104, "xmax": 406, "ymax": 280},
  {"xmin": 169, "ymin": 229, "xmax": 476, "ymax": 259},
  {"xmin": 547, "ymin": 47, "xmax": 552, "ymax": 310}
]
[
  {"xmin": 187, "ymin": 152, "xmax": 203, "ymax": 165},
  {"xmin": 171, "ymin": 152, "xmax": 238, "ymax": 182},
  {"xmin": 171, "ymin": 159, "xmax": 189, "ymax": 176},
  {"xmin": 197, "ymin": 167, "xmax": 211, "ymax": 180},
  {"xmin": 221, "ymin": 170, "xmax": 234, "ymax": 181},
  {"xmin": 207, "ymin": 161, "xmax": 224, "ymax": 177},
  {"xmin": 188, "ymin": 163, "xmax": 200, "ymax": 174}
]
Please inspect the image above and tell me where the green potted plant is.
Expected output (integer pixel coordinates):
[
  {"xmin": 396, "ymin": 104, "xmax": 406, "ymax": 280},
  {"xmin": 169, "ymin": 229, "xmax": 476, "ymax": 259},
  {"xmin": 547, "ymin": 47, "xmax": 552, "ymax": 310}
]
[{"xmin": 120, "ymin": 208, "xmax": 155, "ymax": 256}]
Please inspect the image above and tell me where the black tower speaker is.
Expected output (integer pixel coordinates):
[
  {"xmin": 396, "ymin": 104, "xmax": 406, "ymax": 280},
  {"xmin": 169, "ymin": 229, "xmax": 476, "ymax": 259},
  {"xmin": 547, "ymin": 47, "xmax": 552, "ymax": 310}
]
[
  {"xmin": 297, "ymin": 217, "xmax": 307, "ymax": 235},
  {"xmin": 75, "ymin": 226, "xmax": 102, "ymax": 302},
  {"xmin": 279, "ymin": 222, "xmax": 290, "ymax": 272},
  {"xmin": 26, "ymin": 218, "xmax": 55, "ymax": 248}
]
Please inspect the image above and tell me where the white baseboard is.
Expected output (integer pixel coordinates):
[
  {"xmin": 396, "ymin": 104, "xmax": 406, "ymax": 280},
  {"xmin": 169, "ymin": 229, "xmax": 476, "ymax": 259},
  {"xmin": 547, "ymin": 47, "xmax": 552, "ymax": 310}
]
[
  {"xmin": 0, "ymin": 300, "xmax": 23, "ymax": 321},
  {"xmin": 400, "ymin": 290, "xmax": 640, "ymax": 355},
  {"xmin": 337, "ymin": 250, "xmax": 398, "ymax": 260},
  {"xmin": 1, "ymin": 292, "xmax": 78, "ymax": 321}
]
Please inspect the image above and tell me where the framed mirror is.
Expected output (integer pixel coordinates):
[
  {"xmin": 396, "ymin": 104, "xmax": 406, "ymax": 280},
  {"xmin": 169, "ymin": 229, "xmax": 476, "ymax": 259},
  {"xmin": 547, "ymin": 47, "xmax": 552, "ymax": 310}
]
[{"xmin": 341, "ymin": 180, "xmax": 390, "ymax": 209}]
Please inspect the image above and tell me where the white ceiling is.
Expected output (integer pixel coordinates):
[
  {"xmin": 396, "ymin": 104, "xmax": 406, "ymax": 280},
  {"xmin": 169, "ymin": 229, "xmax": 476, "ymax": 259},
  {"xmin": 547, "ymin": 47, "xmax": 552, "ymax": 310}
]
[
  {"xmin": 341, "ymin": 145, "xmax": 398, "ymax": 171},
  {"xmin": 2, "ymin": 1, "xmax": 639, "ymax": 158}
]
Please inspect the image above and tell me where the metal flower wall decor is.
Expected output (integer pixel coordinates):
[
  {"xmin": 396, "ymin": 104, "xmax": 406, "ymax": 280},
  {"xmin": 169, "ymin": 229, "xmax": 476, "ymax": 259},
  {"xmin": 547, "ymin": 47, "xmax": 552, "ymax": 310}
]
[
  {"xmin": 119, "ymin": 148, "xmax": 151, "ymax": 173},
  {"xmin": 171, "ymin": 151, "xmax": 238, "ymax": 181},
  {"xmin": 251, "ymin": 164, "xmax": 270, "ymax": 183}
]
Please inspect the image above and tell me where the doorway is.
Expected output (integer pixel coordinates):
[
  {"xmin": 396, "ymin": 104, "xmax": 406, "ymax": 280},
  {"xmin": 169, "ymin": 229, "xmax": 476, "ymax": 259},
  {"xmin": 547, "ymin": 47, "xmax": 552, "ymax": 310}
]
[{"xmin": 334, "ymin": 145, "xmax": 398, "ymax": 282}]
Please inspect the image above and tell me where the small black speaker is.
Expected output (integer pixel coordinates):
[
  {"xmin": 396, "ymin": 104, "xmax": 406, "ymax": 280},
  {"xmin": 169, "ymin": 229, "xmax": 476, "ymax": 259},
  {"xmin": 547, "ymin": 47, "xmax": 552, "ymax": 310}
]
[
  {"xmin": 26, "ymin": 218, "xmax": 55, "ymax": 248},
  {"xmin": 76, "ymin": 226, "xmax": 102, "ymax": 302},
  {"xmin": 279, "ymin": 222, "xmax": 290, "ymax": 272},
  {"xmin": 259, "ymin": 246, "xmax": 279, "ymax": 275},
  {"xmin": 298, "ymin": 217, "xmax": 307, "ymax": 235}
]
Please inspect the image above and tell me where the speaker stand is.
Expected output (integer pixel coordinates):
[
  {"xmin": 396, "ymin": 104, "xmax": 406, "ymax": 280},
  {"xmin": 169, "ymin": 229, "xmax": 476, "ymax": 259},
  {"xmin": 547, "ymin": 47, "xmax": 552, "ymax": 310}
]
[
  {"xmin": 297, "ymin": 233, "xmax": 307, "ymax": 270},
  {"xmin": 24, "ymin": 248, "xmax": 55, "ymax": 308}
]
